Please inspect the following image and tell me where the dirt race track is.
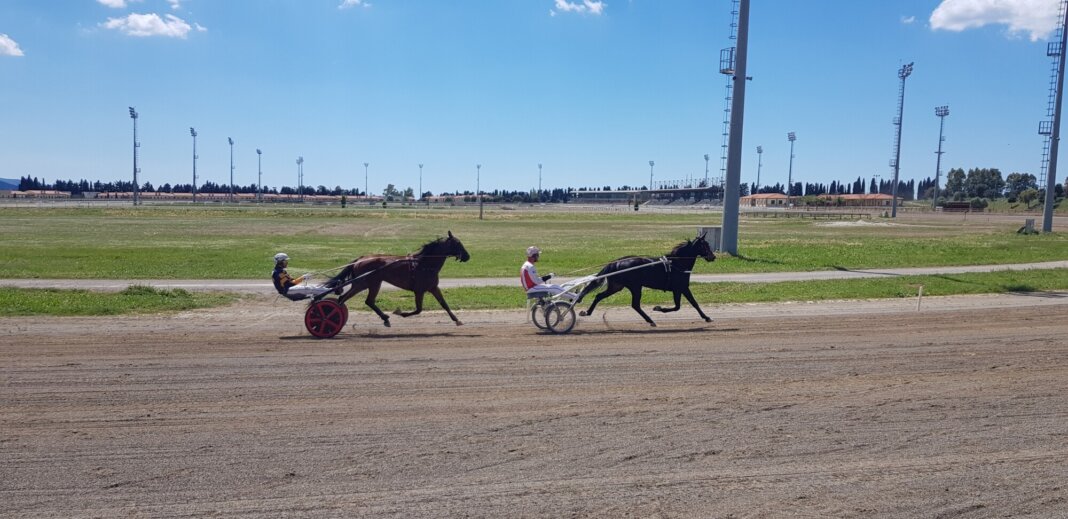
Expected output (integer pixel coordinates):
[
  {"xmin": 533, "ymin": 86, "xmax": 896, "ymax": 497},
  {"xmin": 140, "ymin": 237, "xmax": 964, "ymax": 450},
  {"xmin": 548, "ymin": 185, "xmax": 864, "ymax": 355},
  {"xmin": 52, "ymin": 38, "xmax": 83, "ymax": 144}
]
[{"xmin": 3, "ymin": 294, "xmax": 1068, "ymax": 518}]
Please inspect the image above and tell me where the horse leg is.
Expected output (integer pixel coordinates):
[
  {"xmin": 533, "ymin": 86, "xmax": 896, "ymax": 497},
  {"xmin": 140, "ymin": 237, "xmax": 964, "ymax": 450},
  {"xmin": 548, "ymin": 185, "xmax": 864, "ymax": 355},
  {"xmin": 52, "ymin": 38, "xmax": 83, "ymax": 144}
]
[
  {"xmin": 363, "ymin": 283, "xmax": 391, "ymax": 327},
  {"xmin": 428, "ymin": 287, "xmax": 464, "ymax": 326},
  {"xmin": 629, "ymin": 286, "xmax": 656, "ymax": 326},
  {"xmin": 653, "ymin": 291, "xmax": 683, "ymax": 313},
  {"xmin": 579, "ymin": 282, "xmax": 623, "ymax": 317},
  {"xmin": 682, "ymin": 288, "xmax": 713, "ymax": 322},
  {"xmin": 394, "ymin": 290, "xmax": 424, "ymax": 317}
]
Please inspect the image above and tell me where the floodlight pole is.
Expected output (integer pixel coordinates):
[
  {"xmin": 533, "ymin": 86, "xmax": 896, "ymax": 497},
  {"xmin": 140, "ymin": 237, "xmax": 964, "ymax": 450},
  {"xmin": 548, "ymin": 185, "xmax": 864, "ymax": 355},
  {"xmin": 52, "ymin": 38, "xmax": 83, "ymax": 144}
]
[
  {"xmin": 538, "ymin": 163, "xmax": 543, "ymax": 201},
  {"xmin": 129, "ymin": 107, "xmax": 140, "ymax": 206},
  {"xmin": 786, "ymin": 132, "xmax": 796, "ymax": 203},
  {"xmin": 932, "ymin": 106, "xmax": 949, "ymax": 210},
  {"xmin": 649, "ymin": 160, "xmax": 655, "ymax": 191},
  {"xmin": 703, "ymin": 154, "xmax": 710, "ymax": 187},
  {"xmin": 297, "ymin": 156, "xmax": 304, "ymax": 202},
  {"xmin": 891, "ymin": 62, "xmax": 914, "ymax": 218},
  {"xmin": 1044, "ymin": 4, "xmax": 1068, "ymax": 232},
  {"xmin": 190, "ymin": 127, "xmax": 197, "ymax": 204},
  {"xmin": 477, "ymin": 164, "xmax": 483, "ymax": 220},
  {"xmin": 755, "ymin": 145, "xmax": 763, "ymax": 192},
  {"xmin": 721, "ymin": 0, "xmax": 750, "ymax": 255},
  {"xmin": 256, "ymin": 149, "xmax": 262, "ymax": 202},
  {"xmin": 418, "ymin": 163, "xmax": 424, "ymax": 203},
  {"xmin": 228, "ymin": 137, "xmax": 235, "ymax": 203},
  {"xmin": 363, "ymin": 162, "xmax": 369, "ymax": 200}
]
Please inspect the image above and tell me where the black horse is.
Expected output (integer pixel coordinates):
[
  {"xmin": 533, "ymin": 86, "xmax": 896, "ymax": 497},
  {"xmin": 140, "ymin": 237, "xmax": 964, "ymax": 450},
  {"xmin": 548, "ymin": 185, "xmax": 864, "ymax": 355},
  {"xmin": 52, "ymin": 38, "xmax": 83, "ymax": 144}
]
[
  {"xmin": 576, "ymin": 236, "xmax": 716, "ymax": 326},
  {"xmin": 325, "ymin": 231, "xmax": 471, "ymax": 327}
]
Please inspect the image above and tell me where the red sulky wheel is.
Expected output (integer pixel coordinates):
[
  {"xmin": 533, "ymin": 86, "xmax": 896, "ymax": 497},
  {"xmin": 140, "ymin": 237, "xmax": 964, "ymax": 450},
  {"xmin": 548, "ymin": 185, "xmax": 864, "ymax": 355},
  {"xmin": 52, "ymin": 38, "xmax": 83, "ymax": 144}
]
[{"xmin": 305, "ymin": 299, "xmax": 347, "ymax": 339}]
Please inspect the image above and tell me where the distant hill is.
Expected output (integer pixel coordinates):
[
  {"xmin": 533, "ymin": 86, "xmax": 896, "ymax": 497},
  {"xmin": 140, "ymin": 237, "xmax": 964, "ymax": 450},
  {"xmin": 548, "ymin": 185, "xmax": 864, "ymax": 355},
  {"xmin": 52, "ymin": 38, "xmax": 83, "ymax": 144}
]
[{"xmin": 0, "ymin": 178, "xmax": 18, "ymax": 190}]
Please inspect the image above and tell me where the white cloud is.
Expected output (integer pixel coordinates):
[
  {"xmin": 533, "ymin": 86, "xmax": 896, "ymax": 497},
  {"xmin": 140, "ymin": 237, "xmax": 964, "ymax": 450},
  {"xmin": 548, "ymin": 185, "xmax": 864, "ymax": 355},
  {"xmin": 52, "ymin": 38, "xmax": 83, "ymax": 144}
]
[
  {"xmin": 338, "ymin": 0, "xmax": 371, "ymax": 9},
  {"xmin": 901, "ymin": 15, "xmax": 916, "ymax": 25},
  {"xmin": 550, "ymin": 0, "xmax": 606, "ymax": 16},
  {"xmin": 167, "ymin": 0, "xmax": 181, "ymax": 10},
  {"xmin": 101, "ymin": 13, "xmax": 200, "ymax": 38},
  {"xmin": 0, "ymin": 33, "xmax": 24, "ymax": 57},
  {"xmin": 97, "ymin": 0, "xmax": 137, "ymax": 8},
  {"xmin": 930, "ymin": 0, "xmax": 1059, "ymax": 41}
]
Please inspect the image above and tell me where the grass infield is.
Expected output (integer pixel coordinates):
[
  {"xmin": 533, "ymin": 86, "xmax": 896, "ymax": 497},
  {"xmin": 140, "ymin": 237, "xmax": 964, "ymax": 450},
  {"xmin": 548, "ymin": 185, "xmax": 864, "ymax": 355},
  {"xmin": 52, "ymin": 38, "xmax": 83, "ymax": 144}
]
[
  {"xmin": 0, "ymin": 285, "xmax": 239, "ymax": 317},
  {"xmin": 3, "ymin": 205, "xmax": 1067, "ymax": 280}
]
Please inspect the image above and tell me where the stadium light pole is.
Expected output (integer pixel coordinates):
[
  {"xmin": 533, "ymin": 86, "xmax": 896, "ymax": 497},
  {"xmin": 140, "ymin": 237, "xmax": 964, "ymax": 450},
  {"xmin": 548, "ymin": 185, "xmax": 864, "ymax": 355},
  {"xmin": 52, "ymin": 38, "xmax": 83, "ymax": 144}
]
[
  {"xmin": 703, "ymin": 153, "xmax": 710, "ymax": 188},
  {"xmin": 755, "ymin": 145, "xmax": 763, "ymax": 192},
  {"xmin": 649, "ymin": 160, "xmax": 655, "ymax": 191},
  {"xmin": 1043, "ymin": 4, "xmax": 1068, "ymax": 232},
  {"xmin": 538, "ymin": 163, "xmax": 543, "ymax": 201},
  {"xmin": 189, "ymin": 127, "xmax": 197, "ymax": 204},
  {"xmin": 227, "ymin": 137, "xmax": 235, "ymax": 203},
  {"xmin": 363, "ymin": 162, "xmax": 369, "ymax": 200},
  {"xmin": 418, "ymin": 163, "xmax": 424, "ymax": 203},
  {"xmin": 787, "ymin": 132, "xmax": 796, "ymax": 203},
  {"xmin": 128, "ymin": 107, "xmax": 140, "ymax": 206},
  {"xmin": 891, "ymin": 62, "xmax": 914, "ymax": 218},
  {"xmin": 477, "ymin": 164, "xmax": 483, "ymax": 220},
  {"xmin": 932, "ymin": 106, "xmax": 949, "ymax": 210},
  {"xmin": 720, "ymin": 0, "xmax": 751, "ymax": 255},
  {"xmin": 256, "ymin": 149, "xmax": 263, "ymax": 202},
  {"xmin": 297, "ymin": 156, "xmax": 304, "ymax": 202}
]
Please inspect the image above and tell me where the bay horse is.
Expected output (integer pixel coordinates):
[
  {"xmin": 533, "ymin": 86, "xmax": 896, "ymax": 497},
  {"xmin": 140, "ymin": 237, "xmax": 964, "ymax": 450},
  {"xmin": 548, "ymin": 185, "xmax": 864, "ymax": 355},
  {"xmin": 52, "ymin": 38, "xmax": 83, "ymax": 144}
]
[
  {"xmin": 325, "ymin": 231, "xmax": 471, "ymax": 327},
  {"xmin": 575, "ymin": 236, "xmax": 716, "ymax": 326}
]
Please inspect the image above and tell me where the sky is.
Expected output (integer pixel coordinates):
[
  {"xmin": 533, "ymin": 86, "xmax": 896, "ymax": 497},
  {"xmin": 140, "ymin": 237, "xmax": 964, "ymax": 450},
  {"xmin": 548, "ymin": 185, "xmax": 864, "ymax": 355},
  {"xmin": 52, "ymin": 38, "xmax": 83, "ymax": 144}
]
[{"xmin": 1, "ymin": 0, "xmax": 1066, "ymax": 196}]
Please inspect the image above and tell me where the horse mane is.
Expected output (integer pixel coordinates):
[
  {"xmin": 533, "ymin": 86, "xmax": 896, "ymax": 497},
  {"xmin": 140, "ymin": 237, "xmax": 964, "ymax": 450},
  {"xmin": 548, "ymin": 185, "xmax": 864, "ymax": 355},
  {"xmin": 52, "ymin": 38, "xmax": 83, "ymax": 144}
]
[
  {"xmin": 413, "ymin": 236, "xmax": 449, "ymax": 257},
  {"xmin": 669, "ymin": 239, "xmax": 695, "ymax": 257}
]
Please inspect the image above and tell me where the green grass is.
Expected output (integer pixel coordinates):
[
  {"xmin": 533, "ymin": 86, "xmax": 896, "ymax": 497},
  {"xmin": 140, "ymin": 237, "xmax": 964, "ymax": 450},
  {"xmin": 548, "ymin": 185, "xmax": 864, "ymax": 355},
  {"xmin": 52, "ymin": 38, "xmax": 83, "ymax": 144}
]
[
  {"xmin": 360, "ymin": 268, "xmax": 1068, "ymax": 311},
  {"xmin": 0, "ymin": 285, "xmax": 238, "ymax": 316},
  {"xmin": 2, "ymin": 204, "xmax": 1067, "ymax": 279}
]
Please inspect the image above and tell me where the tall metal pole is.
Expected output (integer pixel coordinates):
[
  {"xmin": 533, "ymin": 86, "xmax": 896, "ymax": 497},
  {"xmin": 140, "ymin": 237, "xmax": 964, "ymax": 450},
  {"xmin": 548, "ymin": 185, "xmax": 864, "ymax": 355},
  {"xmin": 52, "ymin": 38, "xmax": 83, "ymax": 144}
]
[
  {"xmin": 755, "ymin": 145, "xmax": 763, "ymax": 192},
  {"xmin": 721, "ymin": 0, "xmax": 750, "ymax": 255},
  {"xmin": 703, "ymin": 154, "xmax": 710, "ymax": 187},
  {"xmin": 363, "ymin": 162, "xmax": 369, "ymax": 200},
  {"xmin": 190, "ymin": 127, "xmax": 197, "ymax": 204},
  {"xmin": 418, "ymin": 163, "xmax": 424, "ymax": 202},
  {"xmin": 129, "ymin": 107, "xmax": 139, "ymax": 206},
  {"xmin": 228, "ymin": 137, "xmax": 235, "ymax": 203},
  {"xmin": 891, "ymin": 62, "xmax": 914, "ymax": 218},
  {"xmin": 256, "ymin": 149, "xmax": 262, "ymax": 202},
  {"xmin": 538, "ymin": 163, "xmax": 543, "ymax": 201},
  {"xmin": 649, "ymin": 160, "xmax": 655, "ymax": 191},
  {"xmin": 477, "ymin": 164, "xmax": 483, "ymax": 220},
  {"xmin": 1044, "ymin": 3, "xmax": 1068, "ymax": 232},
  {"xmin": 933, "ymin": 106, "xmax": 949, "ymax": 210},
  {"xmin": 297, "ymin": 156, "xmax": 304, "ymax": 203},
  {"xmin": 786, "ymin": 132, "xmax": 796, "ymax": 203}
]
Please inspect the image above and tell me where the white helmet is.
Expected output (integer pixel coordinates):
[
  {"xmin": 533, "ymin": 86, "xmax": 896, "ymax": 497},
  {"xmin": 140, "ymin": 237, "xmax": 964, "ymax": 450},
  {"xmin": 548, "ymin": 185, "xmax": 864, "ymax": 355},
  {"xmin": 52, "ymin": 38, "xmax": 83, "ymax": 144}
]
[
  {"xmin": 526, "ymin": 246, "xmax": 541, "ymax": 257},
  {"xmin": 274, "ymin": 252, "xmax": 290, "ymax": 263}
]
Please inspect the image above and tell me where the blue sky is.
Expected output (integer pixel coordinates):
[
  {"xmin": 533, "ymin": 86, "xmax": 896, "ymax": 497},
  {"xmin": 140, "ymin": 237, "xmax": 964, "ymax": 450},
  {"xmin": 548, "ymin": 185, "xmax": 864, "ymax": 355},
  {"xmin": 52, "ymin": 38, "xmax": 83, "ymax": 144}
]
[{"xmin": 0, "ymin": 0, "xmax": 1064, "ymax": 195}]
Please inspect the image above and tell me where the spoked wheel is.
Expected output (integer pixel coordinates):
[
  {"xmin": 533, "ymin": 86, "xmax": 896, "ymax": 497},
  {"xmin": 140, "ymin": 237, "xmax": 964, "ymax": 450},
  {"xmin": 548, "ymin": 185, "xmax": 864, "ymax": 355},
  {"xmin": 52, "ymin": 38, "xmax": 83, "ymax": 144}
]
[
  {"xmin": 530, "ymin": 301, "xmax": 548, "ymax": 330},
  {"xmin": 544, "ymin": 301, "xmax": 577, "ymax": 334},
  {"xmin": 305, "ymin": 299, "xmax": 347, "ymax": 339}
]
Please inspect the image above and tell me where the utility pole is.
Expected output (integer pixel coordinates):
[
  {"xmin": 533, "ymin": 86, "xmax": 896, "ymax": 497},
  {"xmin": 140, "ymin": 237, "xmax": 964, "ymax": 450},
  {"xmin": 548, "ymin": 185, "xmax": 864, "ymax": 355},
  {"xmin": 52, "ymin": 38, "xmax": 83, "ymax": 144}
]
[
  {"xmin": 256, "ymin": 149, "xmax": 263, "ymax": 202},
  {"xmin": 228, "ymin": 137, "xmax": 235, "ymax": 203},
  {"xmin": 755, "ymin": 145, "xmax": 763, "ymax": 192},
  {"xmin": 787, "ymin": 132, "xmax": 796, "ymax": 204},
  {"xmin": 189, "ymin": 127, "xmax": 197, "ymax": 204},
  {"xmin": 477, "ymin": 164, "xmax": 483, "ymax": 220}
]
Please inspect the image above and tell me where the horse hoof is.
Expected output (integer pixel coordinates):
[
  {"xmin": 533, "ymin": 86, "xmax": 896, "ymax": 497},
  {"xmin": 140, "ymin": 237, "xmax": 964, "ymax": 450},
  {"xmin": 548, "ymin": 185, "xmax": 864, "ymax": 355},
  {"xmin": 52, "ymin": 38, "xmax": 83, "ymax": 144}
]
[
  {"xmin": 653, "ymin": 306, "xmax": 663, "ymax": 312},
  {"xmin": 704, "ymin": 317, "xmax": 712, "ymax": 323},
  {"xmin": 455, "ymin": 320, "xmax": 464, "ymax": 326},
  {"xmin": 382, "ymin": 320, "xmax": 391, "ymax": 328},
  {"xmin": 392, "ymin": 309, "xmax": 403, "ymax": 316},
  {"xmin": 648, "ymin": 322, "xmax": 657, "ymax": 327},
  {"xmin": 334, "ymin": 287, "xmax": 343, "ymax": 295},
  {"xmin": 579, "ymin": 311, "xmax": 589, "ymax": 317}
]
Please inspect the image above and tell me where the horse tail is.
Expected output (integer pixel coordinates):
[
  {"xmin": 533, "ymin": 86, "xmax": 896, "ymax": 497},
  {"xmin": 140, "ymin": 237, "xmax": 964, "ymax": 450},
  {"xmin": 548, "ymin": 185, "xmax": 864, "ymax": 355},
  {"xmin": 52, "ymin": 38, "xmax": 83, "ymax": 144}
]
[
  {"xmin": 324, "ymin": 263, "xmax": 355, "ymax": 289},
  {"xmin": 574, "ymin": 264, "xmax": 612, "ymax": 303}
]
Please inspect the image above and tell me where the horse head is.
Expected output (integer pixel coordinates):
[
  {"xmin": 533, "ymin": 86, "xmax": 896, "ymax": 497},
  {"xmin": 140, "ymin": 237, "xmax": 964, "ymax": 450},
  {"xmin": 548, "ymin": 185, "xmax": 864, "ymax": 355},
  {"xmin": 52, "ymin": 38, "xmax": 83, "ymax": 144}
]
[
  {"xmin": 693, "ymin": 235, "xmax": 716, "ymax": 262},
  {"xmin": 443, "ymin": 230, "xmax": 471, "ymax": 262}
]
